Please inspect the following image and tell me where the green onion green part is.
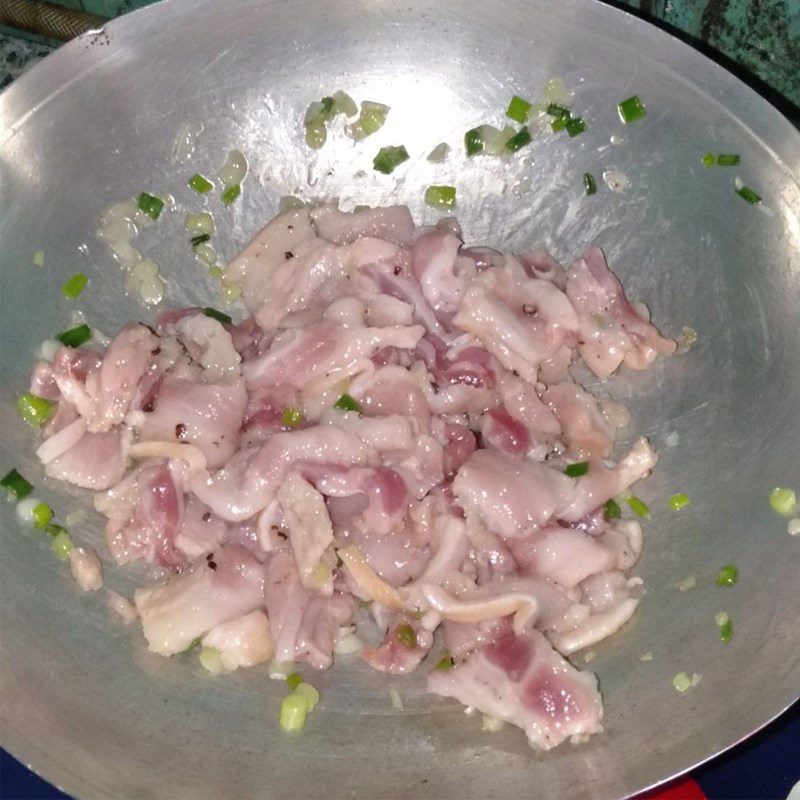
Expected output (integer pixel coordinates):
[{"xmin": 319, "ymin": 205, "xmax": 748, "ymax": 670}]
[
  {"xmin": 373, "ymin": 145, "xmax": 410, "ymax": 175},
  {"xmin": 583, "ymin": 173, "xmax": 597, "ymax": 196},
  {"xmin": 16, "ymin": 393, "xmax": 54, "ymax": 428},
  {"xmin": 669, "ymin": 492, "xmax": 691, "ymax": 511},
  {"xmin": 618, "ymin": 95, "xmax": 646, "ymax": 124},
  {"xmin": 221, "ymin": 184, "xmax": 241, "ymax": 206},
  {"xmin": 396, "ymin": 623, "xmax": 417, "ymax": 649},
  {"xmin": 672, "ymin": 672, "xmax": 692, "ymax": 693},
  {"xmin": 32, "ymin": 501, "xmax": 53, "ymax": 529},
  {"xmin": 1, "ymin": 468, "xmax": 34, "ymax": 502},
  {"xmin": 551, "ymin": 116, "xmax": 568, "ymax": 133},
  {"xmin": 715, "ymin": 563, "xmax": 738, "ymax": 587},
  {"xmin": 51, "ymin": 529, "xmax": 73, "ymax": 560},
  {"xmin": 203, "ymin": 307, "xmax": 232, "ymax": 325},
  {"xmin": 464, "ymin": 128, "xmax": 484, "ymax": 157},
  {"xmin": 424, "ymin": 185, "xmax": 457, "ymax": 209},
  {"xmin": 137, "ymin": 192, "xmax": 165, "ymax": 220},
  {"xmin": 506, "ymin": 95, "xmax": 532, "ymax": 124},
  {"xmin": 281, "ymin": 408, "xmax": 303, "ymax": 428},
  {"xmin": 627, "ymin": 495, "xmax": 650, "ymax": 518},
  {"xmin": 56, "ymin": 324, "xmax": 91, "ymax": 348},
  {"xmin": 334, "ymin": 393, "xmax": 361, "ymax": 413},
  {"xmin": 61, "ymin": 273, "xmax": 88, "ymax": 300},
  {"xmin": 768, "ymin": 487, "xmax": 797, "ymax": 517},
  {"xmin": 191, "ymin": 233, "xmax": 211, "ymax": 247},
  {"xmin": 565, "ymin": 117, "xmax": 587, "ymax": 137},
  {"xmin": 434, "ymin": 653, "xmax": 454, "ymax": 671},
  {"xmin": 285, "ymin": 672, "xmax": 303, "ymax": 691},
  {"xmin": 294, "ymin": 682, "xmax": 320, "ymax": 712},
  {"xmin": 505, "ymin": 127, "xmax": 532, "ymax": 152},
  {"xmin": 702, "ymin": 153, "xmax": 716, "ymax": 167},
  {"xmin": 564, "ymin": 461, "xmax": 589, "ymax": 478},
  {"xmin": 188, "ymin": 173, "xmax": 214, "ymax": 194},
  {"xmin": 279, "ymin": 693, "xmax": 308, "ymax": 732},
  {"xmin": 717, "ymin": 154, "xmax": 741, "ymax": 166},
  {"xmin": 718, "ymin": 618, "xmax": 733, "ymax": 644},
  {"xmin": 546, "ymin": 103, "xmax": 570, "ymax": 118},
  {"xmin": 736, "ymin": 186, "xmax": 761, "ymax": 205},
  {"xmin": 604, "ymin": 498, "xmax": 621, "ymax": 520}
]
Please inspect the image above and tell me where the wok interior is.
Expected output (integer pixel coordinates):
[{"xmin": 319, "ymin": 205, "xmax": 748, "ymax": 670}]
[{"xmin": 0, "ymin": 0, "xmax": 798, "ymax": 797}]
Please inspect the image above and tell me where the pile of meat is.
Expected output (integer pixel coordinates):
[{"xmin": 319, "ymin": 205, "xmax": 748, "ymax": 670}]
[{"xmin": 28, "ymin": 204, "xmax": 676, "ymax": 750}]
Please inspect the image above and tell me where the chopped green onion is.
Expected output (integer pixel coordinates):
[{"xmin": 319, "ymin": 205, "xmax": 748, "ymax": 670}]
[
  {"xmin": 199, "ymin": 646, "xmax": 224, "ymax": 674},
  {"xmin": 281, "ymin": 408, "xmax": 303, "ymax": 428},
  {"xmin": 51, "ymin": 529, "xmax": 73, "ymax": 560},
  {"xmin": 427, "ymin": 142, "xmax": 450, "ymax": 163},
  {"xmin": 505, "ymin": 127, "xmax": 532, "ymax": 152},
  {"xmin": 191, "ymin": 233, "xmax": 211, "ymax": 247},
  {"xmin": 16, "ymin": 393, "xmax": 55, "ymax": 428},
  {"xmin": 714, "ymin": 610, "xmax": 729, "ymax": 627},
  {"xmin": 736, "ymin": 186, "xmax": 761, "ymax": 205},
  {"xmin": 718, "ymin": 618, "xmax": 733, "ymax": 643},
  {"xmin": 209, "ymin": 266, "xmax": 223, "ymax": 280},
  {"xmin": 768, "ymin": 487, "xmax": 797, "ymax": 517},
  {"xmin": 305, "ymin": 122, "xmax": 327, "ymax": 150},
  {"xmin": 672, "ymin": 672, "xmax": 692, "ymax": 693},
  {"xmin": 61, "ymin": 273, "xmax": 88, "ymax": 299},
  {"xmin": 188, "ymin": 173, "xmax": 214, "ymax": 194},
  {"xmin": 185, "ymin": 211, "xmax": 214, "ymax": 235},
  {"xmin": 464, "ymin": 127, "xmax": 484, "ymax": 157},
  {"xmin": 332, "ymin": 90, "xmax": 358, "ymax": 117},
  {"xmin": 715, "ymin": 563, "xmax": 738, "ymax": 587},
  {"xmin": 294, "ymin": 682, "xmax": 320, "ymax": 712},
  {"xmin": 312, "ymin": 561, "xmax": 330, "ymax": 585},
  {"xmin": 546, "ymin": 103, "xmax": 570, "ymax": 118},
  {"xmin": 285, "ymin": 671, "xmax": 303, "ymax": 691},
  {"xmin": 565, "ymin": 117, "xmax": 587, "ymax": 137},
  {"xmin": 506, "ymin": 95, "xmax": 532, "ymax": 124},
  {"xmin": 669, "ymin": 492, "xmax": 691, "ymax": 511},
  {"xmin": 550, "ymin": 116, "xmax": 568, "ymax": 133},
  {"xmin": 33, "ymin": 250, "xmax": 45, "ymax": 267},
  {"xmin": 334, "ymin": 393, "xmax": 361, "ymax": 413},
  {"xmin": 583, "ymin": 173, "xmax": 597, "ymax": 196},
  {"xmin": 717, "ymin": 154, "xmax": 740, "ymax": 166},
  {"xmin": 604, "ymin": 498, "xmax": 621, "ymax": 520},
  {"xmin": 31, "ymin": 501, "xmax": 53, "ymax": 529},
  {"xmin": 279, "ymin": 693, "xmax": 308, "ymax": 732},
  {"xmin": 373, "ymin": 145, "xmax": 409, "ymax": 175},
  {"xmin": 44, "ymin": 522, "xmax": 67, "ymax": 538},
  {"xmin": 221, "ymin": 184, "xmax": 241, "ymax": 206},
  {"xmin": 349, "ymin": 101, "xmax": 390, "ymax": 139},
  {"xmin": 627, "ymin": 495, "xmax": 650, "ymax": 518},
  {"xmin": 424, "ymin": 185, "xmax": 457, "ymax": 209},
  {"xmin": 564, "ymin": 461, "xmax": 589, "ymax": 478},
  {"xmin": 434, "ymin": 653, "xmax": 454, "ymax": 671},
  {"xmin": 1, "ymin": 468, "xmax": 34, "ymax": 501},
  {"xmin": 702, "ymin": 153, "xmax": 716, "ymax": 167},
  {"xmin": 137, "ymin": 192, "xmax": 164, "ymax": 220},
  {"xmin": 182, "ymin": 637, "xmax": 202, "ymax": 653},
  {"xmin": 618, "ymin": 95, "xmax": 646, "ymax": 124},
  {"xmin": 396, "ymin": 623, "xmax": 417, "ymax": 649},
  {"xmin": 203, "ymin": 307, "xmax": 232, "ymax": 325},
  {"xmin": 56, "ymin": 324, "xmax": 91, "ymax": 348}
]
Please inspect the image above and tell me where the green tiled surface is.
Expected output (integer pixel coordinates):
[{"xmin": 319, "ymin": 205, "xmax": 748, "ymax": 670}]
[{"xmin": 1, "ymin": 0, "xmax": 798, "ymax": 105}]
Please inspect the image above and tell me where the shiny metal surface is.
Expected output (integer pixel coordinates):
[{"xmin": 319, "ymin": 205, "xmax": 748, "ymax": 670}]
[{"xmin": 1, "ymin": 0, "xmax": 799, "ymax": 797}]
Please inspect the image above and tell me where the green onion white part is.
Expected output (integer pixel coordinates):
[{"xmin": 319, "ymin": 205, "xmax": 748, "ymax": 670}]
[
  {"xmin": 280, "ymin": 693, "xmax": 308, "ymax": 732},
  {"xmin": 481, "ymin": 714, "xmax": 507, "ymax": 732},
  {"xmin": 185, "ymin": 212, "xmax": 215, "ymax": 236},
  {"xmin": 37, "ymin": 339, "xmax": 61, "ymax": 362},
  {"xmin": 389, "ymin": 688, "xmax": 404, "ymax": 711},
  {"xmin": 427, "ymin": 142, "xmax": 450, "ymax": 163},
  {"xmin": 769, "ymin": 487, "xmax": 797, "ymax": 517},
  {"xmin": 672, "ymin": 672, "xmax": 702, "ymax": 693},
  {"xmin": 32, "ymin": 250, "xmax": 45, "ymax": 267},
  {"xmin": 194, "ymin": 242, "xmax": 217, "ymax": 266},
  {"xmin": 16, "ymin": 496, "xmax": 43, "ymax": 526},
  {"xmin": 348, "ymin": 101, "xmax": 390, "ymax": 140},
  {"xmin": 788, "ymin": 518, "xmax": 800, "ymax": 537},
  {"xmin": 677, "ymin": 575, "xmax": 696, "ymax": 591},
  {"xmin": 50, "ymin": 529, "xmax": 73, "ymax": 561},
  {"xmin": 278, "ymin": 195, "xmax": 306, "ymax": 213},
  {"xmin": 218, "ymin": 150, "xmax": 248, "ymax": 188},
  {"xmin": 199, "ymin": 646, "xmax": 225, "ymax": 675},
  {"xmin": 714, "ymin": 611, "xmax": 729, "ymax": 627},
  {"xmin": 221, "ymin": 282, "xmax": 242, "ymax": 303},
  {"xmin": 639, "ymin": 651, "xmax": 653, "ymax": 662},
  {"xmin": 294, "ymin": 682, "xmax": 320, "ymax": 712},
  {"xmin": 332, "ymin": 90, "xmax": 358, "ymax": 117},
  {"xmin": 268, "ymin": 660, "xmax": 295, "ymax": 680}
]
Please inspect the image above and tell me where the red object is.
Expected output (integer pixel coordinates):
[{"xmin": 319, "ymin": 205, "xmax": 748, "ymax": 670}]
[{"xmin": 640, "ymin": 777, "xmax": 707, "ymax": 800}]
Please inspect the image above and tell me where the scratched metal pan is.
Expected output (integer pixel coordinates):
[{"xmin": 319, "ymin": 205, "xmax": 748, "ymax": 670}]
[{"xmin": 0, "ymin": 0, "xmax": 798, "ymax": 797}]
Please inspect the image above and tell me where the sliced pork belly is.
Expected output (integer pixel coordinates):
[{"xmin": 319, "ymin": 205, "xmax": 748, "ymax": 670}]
[
  {"xmin": 566, "ymin": 248, "xmax": 676, "ymax": 379},
  {"xmin": 361, "ymin": 613, "xmax": 433, "ymax": 674},
  {"xmin": 201, "ymin": 610, "xmax": 274, "ymax": 672},
  {"xmin": 428, "ymin": 626, "xmax": 603, "ymax": 749},
  {"xmin": 135, "ymin": 544, "xmax": 266, "ymax": 656},
  {"xmin": 311, "ymin": 203, "xmax": 415, "ymax": 246}
]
